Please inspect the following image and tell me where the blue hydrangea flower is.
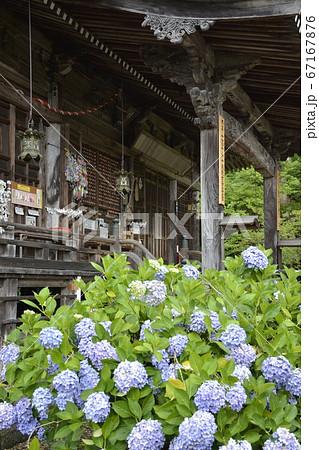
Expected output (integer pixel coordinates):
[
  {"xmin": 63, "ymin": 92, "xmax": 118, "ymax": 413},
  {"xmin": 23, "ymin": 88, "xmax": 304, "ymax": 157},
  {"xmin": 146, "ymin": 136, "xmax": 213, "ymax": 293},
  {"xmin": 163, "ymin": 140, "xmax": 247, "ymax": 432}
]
[
  {"xmin": 262, "ymin": 427, "xmax": 301, "ymax": 449},
  {"xmin": 285, "ymin": 368, "xmax": 301, "ymax": 397},
  {"xmin": 189, "ymin": 309, "xmax": 207, "ymax": 333},
  {"xmin": 242, "ymin": 246, "xmax": 268, "ymax": 270},
  {"xmin": 194, "ymin": 380, "xmax": 226, "ymax": 414},
  {"xmin": 220, "ymin": 324, "xmax": 247, "ymax": 349},
  {"xmin": 127, "ymin": 419, "xmax": 166, "ymax": 450},
  {"xmin": 79, "ymin": 359, "xmax": 100, "ymax": 390},
  {"xmin": 223, "ymin": 307, "xmax": 238, "ymax": 321},
  {"xmin": 142, "ymin": 280, "xmax": 167, "ymax": 307},
  {"xmin": 114, "ymin": 360, "xmax": 148, "ymax": 394},
  {"xmin": 32, "ymin": 387, "xmax": 54, "ymax": 420},
  {"xmin": 154, "ymin": 266, "xmax": 169, "ymax": 281},
  {"xmin": 226, "ymin": 382, "xmax": 247, "ymax": 412},
  {"xmin": 88, "ymin": 340, "xmax": 119, "ymax": 370},
  {"xmin": 209, "ymin": 311, "xmax": 222, "ymax": 330},
  {"xmin": 39, "ymin": 327, "xmax": 63, "ymax": 349},
  {"xmin": 0, "ymin": 401, "xmax": 16, "ymax": 430},
  {"xmin": 37, "ymin": 427, "xmax": 46, "ymax": 441},
  {"xmin": 229, "ymin": 344, "xmax": 257, "ymax": 368},
  {"xmin": 161, "ymin": 363, "xmax": 183, "ymax": 382},
  {"xmin": 261, "ymin": 356, "xmax": 292, "ymax": 388},
  {"xmin": 99, "ymin": 320, "xmax": 112, "ymax": 336},
  {"xmin": 15, "ymin": 398, "xmax": 39, "ymax": 435},
  {"xmin": 288, "ymin": 395, "xmax": 298, "ymax": 405},
  {"xmin": 232, "ymin": 365, "xmax": 252, "ymax": 383},
  {"xmin": 0, "ymin": 343, "xmax": 20, "ymax": 380},
  {"xmin": 83, "ymin": 392, "xmax": 110, "ymax": 423},
  {"xmin": 55, "ymin": 393, "xmax": 75, "ymax": 411},
  {"xmin": 183, "ymin": 265, "xmax": 200, "ymax": 279},
  {"xmin": 78, "ymin": 335, "xmax": 93, "ymax": 358},
  {"xmin": 139, "ymin": 320, "xmax": 155, "ymax": 341},
  {"xmin": 128, "ymin": 280, "xmax": 147, "ymax": 300},
  {"xmin": 74, "ymin": 318, "xmax": 96, "ymax": 340},
  {"xmin": 151, "ymin": 350, "xmax": 170, "ymax": 371},
  {"xmin": 169, "ymin": 410, "xmax": 217, "ymax": 450},
  {"xmin": 53, "ymin": 369, "xmax": 80, "ymax": 395},
  {"xmin": 168, "ymin": 334, "xmax": 189, "ymax": 356},
  {"xmin": 46, "ymin": 355, "xmax": 59, "ymax": 375},
  {"xmin": 220, "ymin": 439, "xmax": 252, "ymax": 450}
]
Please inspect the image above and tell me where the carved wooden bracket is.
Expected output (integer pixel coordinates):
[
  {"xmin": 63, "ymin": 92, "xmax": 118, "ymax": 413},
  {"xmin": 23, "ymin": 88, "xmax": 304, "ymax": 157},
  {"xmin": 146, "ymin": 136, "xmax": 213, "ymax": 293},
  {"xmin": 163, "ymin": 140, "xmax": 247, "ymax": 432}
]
[{"xmin": 141, "ymin": 15, "xmax": 215, "ymax": 44}]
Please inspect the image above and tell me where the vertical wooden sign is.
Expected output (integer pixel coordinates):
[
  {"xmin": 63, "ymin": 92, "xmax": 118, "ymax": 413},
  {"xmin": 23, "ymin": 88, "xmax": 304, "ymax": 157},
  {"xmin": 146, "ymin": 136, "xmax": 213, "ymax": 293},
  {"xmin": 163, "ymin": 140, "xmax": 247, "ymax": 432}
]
[
  {"xmin": 218, "ymin": 115, "xmax": 225, "ymax": 205},
  {"xmin": 276, "ymin": 169, "xmax": 280, "ymax": 230}
]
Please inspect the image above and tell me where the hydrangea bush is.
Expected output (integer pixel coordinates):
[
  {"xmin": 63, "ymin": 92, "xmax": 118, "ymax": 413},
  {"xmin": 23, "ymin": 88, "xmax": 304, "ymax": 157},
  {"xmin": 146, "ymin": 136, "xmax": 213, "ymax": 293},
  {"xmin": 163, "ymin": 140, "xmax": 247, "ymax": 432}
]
[{"xmin": 0, "ymin": 246, "xmax": 301, "ymax": 449}]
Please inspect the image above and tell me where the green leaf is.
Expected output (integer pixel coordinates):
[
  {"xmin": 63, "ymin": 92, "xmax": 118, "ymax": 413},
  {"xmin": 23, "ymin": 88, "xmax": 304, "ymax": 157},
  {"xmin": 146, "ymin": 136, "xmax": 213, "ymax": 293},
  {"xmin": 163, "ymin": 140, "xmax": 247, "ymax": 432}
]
[
  {"xmin": 112, "ymin": 400, "xmax": 133, "ymax": 418},
  {"xmin": 128, "ymin": 398, "xmax": 142, "ymax": 419},
  {"xmin": 60, "ymin": 336, "xmax": 72, "ymax": 356},
  {"xmin": 141, "ymin": 394, "xmax": 155, "ymax": 415},
  {"xmin": 66, "ymin": 357, "xmax": 80, "ymax": 371},
  {"xmin": 20, "ymin": 299, "xmax": 41, "ymax": 310},
  {"xmin": 102, "ymin": 414, "xmax": 120, "ymax": 439},
  {"xmin": 173, "ymin": 388, "xmax": 190, "ymax": 409},
  {"xmin": 285, "ymin": 404, "xmax": 298, "ymax": 422},
  {"xmin": 189, "ymin": 352, "xmax": 203, "ymax": 373},
  {"xmin": 29, "ymin": 437, "xmax": 40, "ymax": 450},
  {"xmin": 244, "ymin": 429, "xmax": 261, "ymax": 443},
  {"xmin": 93, "ymin": 428, "xmax": 103, "ymax": 438},
  {"xmin": 54, "ymin": 425, "xmax": 73, "ymax": 439}
]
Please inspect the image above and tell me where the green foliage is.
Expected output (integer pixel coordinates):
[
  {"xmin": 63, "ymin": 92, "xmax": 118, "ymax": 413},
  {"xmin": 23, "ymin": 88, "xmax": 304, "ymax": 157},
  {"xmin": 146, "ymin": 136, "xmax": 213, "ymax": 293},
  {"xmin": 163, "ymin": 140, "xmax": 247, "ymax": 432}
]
[
  {"xmin": 224, "ymin": 156, "xmax": 301, "ymax": 268},
  {"xmin": 0, "ymin": 252, "xmax": 301, "ymax": 449}
]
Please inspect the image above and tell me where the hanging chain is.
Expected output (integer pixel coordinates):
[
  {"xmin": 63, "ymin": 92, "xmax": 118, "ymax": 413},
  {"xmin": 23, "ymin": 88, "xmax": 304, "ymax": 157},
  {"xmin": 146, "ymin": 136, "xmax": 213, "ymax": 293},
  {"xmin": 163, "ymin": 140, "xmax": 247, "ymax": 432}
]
[
  {"xmin": 28, "ymin": 0, "xmax": 34, "ymax": 128},
  {"xmin": 121, "ymin": 79, "xmax": 125, "ymax": 171}
]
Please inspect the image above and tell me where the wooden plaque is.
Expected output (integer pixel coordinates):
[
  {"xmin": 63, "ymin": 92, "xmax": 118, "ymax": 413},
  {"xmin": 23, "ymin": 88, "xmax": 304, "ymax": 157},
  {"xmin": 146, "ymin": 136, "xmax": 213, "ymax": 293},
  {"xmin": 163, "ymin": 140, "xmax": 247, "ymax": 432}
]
[{"xmin": 218, "ymin": 115, "xmax": 225, "ymax": 205}]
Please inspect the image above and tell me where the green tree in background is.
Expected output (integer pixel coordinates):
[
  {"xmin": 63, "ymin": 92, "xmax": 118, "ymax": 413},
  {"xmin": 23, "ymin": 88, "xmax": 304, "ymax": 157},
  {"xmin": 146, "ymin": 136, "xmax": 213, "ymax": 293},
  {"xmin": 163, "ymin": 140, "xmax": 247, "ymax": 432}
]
[{"xmin": 224, "ymin": 155, "xmax": 301, "ymax": 268}]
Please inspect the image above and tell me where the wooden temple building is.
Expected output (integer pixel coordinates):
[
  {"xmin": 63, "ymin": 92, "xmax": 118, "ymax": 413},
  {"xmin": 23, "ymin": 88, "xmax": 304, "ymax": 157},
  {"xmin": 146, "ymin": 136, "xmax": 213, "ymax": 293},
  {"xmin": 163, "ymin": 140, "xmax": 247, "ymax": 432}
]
[{"xmin": 0, "ymin": 0, "xmax": 300, "ymax": 337}]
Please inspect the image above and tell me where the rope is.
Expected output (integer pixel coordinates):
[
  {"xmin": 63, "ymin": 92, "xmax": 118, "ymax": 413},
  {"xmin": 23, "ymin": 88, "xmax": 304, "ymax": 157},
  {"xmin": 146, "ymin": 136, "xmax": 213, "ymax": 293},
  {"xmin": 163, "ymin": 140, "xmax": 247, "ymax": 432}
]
[{"xmin": 32, "ymin": 89, "xmax": 121, "ymax": 116}]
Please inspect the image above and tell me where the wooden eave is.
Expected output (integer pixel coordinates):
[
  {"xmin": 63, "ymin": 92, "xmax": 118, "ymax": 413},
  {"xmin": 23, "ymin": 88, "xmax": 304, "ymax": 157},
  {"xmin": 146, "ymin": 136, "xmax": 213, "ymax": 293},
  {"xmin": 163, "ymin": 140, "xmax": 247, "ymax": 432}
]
[{"xmin": 1, "ymin": 0, "xmax": 301, "ymax": 162}]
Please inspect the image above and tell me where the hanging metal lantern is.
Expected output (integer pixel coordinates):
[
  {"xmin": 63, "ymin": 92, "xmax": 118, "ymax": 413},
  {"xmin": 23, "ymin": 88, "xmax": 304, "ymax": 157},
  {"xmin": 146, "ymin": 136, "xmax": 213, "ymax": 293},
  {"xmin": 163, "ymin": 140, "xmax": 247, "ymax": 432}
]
[
  {"xmin": 187, "ymin": 199, "xmax": 199, "ymax": 213},
  {"xmin": 16, "ymin": 128, "xmax": 45, "ymax": 162},
  {"xmin": 114, "ymin": 168, "xmax": 131, "ymax": 193}
]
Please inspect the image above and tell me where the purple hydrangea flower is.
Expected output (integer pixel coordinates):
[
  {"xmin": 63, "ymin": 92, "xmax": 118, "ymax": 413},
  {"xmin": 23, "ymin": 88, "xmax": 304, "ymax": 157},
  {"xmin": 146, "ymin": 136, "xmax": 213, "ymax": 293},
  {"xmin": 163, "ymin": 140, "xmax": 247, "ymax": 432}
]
[
  {"xmin": 169, "ymin": 410, "xmax": 217, "ymax": 450},
  {"xmin": 15, "ymin": 398, "xmax": 39, "ymax": 435},
  {"xmin": 220, "ymin": 324, "xmax": 246, "ymax": 349},
  {"xmin": 39, "ymin": 327, "xmax": 63, "ymax": 349},
  {"xmin": 229, "ymin": 344, "xmax": 257, "ymax": 368},
  {"xmin": 127, "ymin": 419, "xmax": 166, "ymax": 450},
  {"xmin": 285, "ymin": 368, "xmax": 301, "ymax": 397},
  {"xmin": 232, "ymin": 365, "xmax": 252, "ymax": 383},
  {"xmin": 220, "ymin": 439, "xmax": 252, "ymax": 450},
  {"xmin": 0, "ymin": 401, "xmax": 16, "ymax": 430},
  {"xmin": 194, "ymin": 380, "xmax": 226, "ymax": 414},
  {"xmin": 262, "ymin": 427, "xmax": 301, "ymax": 449},
  {"xmin": 142, "ymin": 280, "xmax": 167, "ymax": 307},
  {"xmin": 74, "ymin": 318, "xmax": 96, "ymax": 340},
  {"xmin": 226, "ymin": 382, "xmax": 247, "ymax": 412},
  {"xmin": 79, "ymin": 359, "xmax": 100, "ymax": 390},
  {"xmin": 83, "ymin": 392, "xmax": 110, "ymax": 423},
  {"xmin": 0, "ymin": 343, "xmax": 20, "ymax": 380},
  {"xmin": 154, "ymin": 266, "xmax": 169, "ymax": 281},
  {"xmin": 32, "ymin": 387, "xmax": 54, "ymax": 420},
  {"xmin": 53, "ymin": 369, "xmax": 80, "ymax": 395},
  {"xmin": 114, "ymin": 360, "xmax": 148, "ymax": 394},
  {"xmin": 242, "ymin": 246, "xmax": 268, "ymax": 270},
  {"xmin": 168, "ymin": 334, "xmax": 189, "ymax": 356},
  {"xmin": 151, "ymin": 350, "xmax": 170, "ymax": 371},
  {"xmin": 189, "ymin": 309, "xmax": 207, "ymax": 333},
  {"xmin": 261, "ymin": 356, "xmax": 292, "ymax": 388},
  {"xmin": 88, "ymin": 340, "xmax": 119, "ymax": 370},
  {"xmin": 183, "ymin": 265, "xmax": 200, "ymax": 279}
]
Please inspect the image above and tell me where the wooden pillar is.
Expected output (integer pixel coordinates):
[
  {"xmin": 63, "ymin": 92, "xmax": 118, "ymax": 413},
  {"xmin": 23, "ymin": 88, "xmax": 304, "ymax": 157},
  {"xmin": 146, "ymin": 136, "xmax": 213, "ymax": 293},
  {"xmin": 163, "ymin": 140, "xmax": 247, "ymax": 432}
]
[
  {"xmin": 263, "ymin": 172, "xmax": 278, "ymax": 265},
  {"xmin": 200, "ymin": 128, "xmax": 223, "ymax": 271},
  {"xmin": 168, "ymin": 179, "xmax": 177, "ymax": 264},
  {"xmin": 189, "ymin": 169, "xmax": 200, "ymax": 252},
  {"xmin": 9, "ymin": 105, "xmax": 15, "ymax": 222},
  {"xmin": 45, "ymin": 124, "xmax": 61, "ymax": 229},
  {"xmin": 0, "ymin": 279, "xmax": 18, "ymax": 340}
]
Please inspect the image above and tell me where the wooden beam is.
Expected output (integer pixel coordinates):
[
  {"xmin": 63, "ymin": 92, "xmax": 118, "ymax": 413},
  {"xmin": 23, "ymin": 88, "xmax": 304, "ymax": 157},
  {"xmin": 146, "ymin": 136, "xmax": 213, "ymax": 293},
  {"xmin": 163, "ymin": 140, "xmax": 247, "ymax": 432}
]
[
  {"xmin": 224, "ymin": 111, "xmax": 275, "ymax": 177},
  {"xmin": 72, "ymin": 0, "xmax": 301, "ymax": 20},
  {"xmin": 227, "ymin": 82, "xmax": 273, "ymax": 139}
]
